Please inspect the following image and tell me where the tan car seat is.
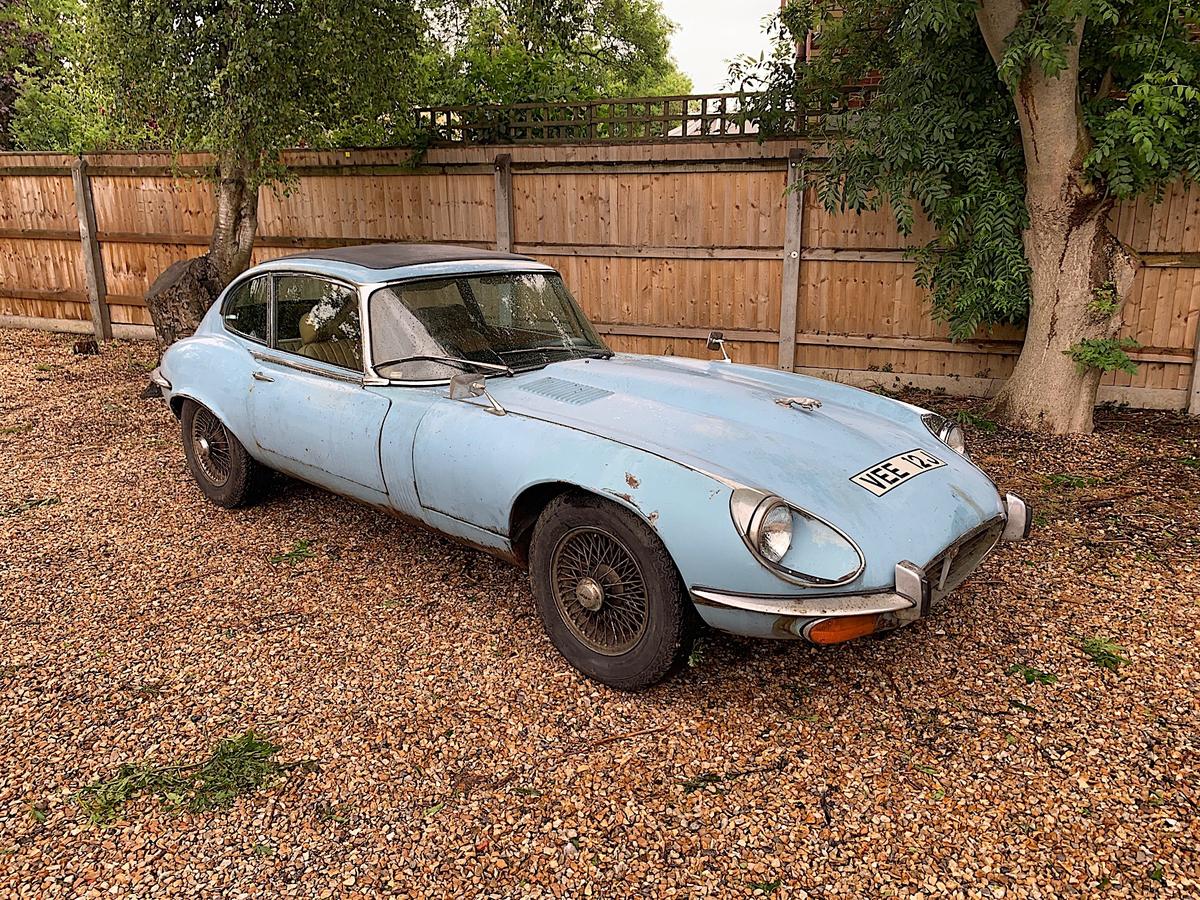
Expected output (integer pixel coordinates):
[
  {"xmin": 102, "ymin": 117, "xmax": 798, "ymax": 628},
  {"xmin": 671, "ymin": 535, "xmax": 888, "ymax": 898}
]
[{"xmin": 298, "ymin": 301, "xmax": 362, "ymax": 370}]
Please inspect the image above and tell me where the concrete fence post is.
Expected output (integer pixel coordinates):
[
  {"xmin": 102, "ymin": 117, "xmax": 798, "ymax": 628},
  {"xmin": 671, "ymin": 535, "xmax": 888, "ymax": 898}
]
[
  {"xmin": 70, "ymin": 158, "xmax": 112, "ymax": 340},
  {"xmin": 494, "ymin": 153, "xmax": 514, "ymax": 253},
  {"xmin": 778, "ymin": 148, "xmax": 805, "ymax": 372}
]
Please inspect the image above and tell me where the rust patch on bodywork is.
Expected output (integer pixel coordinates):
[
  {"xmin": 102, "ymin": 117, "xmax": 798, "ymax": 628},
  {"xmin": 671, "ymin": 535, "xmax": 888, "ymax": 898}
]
[
  {"xmin": 648, "ymin": 511, "xmax": 659, "ymax": 528},
  {"xmin": 625, "ymin": 472, "xmax": 640, "ymax": 488}
]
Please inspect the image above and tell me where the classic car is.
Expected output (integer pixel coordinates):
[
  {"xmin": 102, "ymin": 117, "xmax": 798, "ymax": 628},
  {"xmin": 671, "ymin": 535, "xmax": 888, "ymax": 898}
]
[{"xmin": 152, "ymin": 243, "xmax": 1030, "ymax": 690}]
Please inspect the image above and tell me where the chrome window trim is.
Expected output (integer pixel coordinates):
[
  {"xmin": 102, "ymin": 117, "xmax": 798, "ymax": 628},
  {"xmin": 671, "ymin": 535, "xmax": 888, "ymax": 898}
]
[
  {"xmin": 219, "ymin": 273, "xmax": 271, "ymax": 347},
  {"xmin": 251, "ymin": 350, "xmax": 364, "ymax": 385},
  {"xmin": 267, "ymin": 271, "xmax": 367, "ymax": 378}
]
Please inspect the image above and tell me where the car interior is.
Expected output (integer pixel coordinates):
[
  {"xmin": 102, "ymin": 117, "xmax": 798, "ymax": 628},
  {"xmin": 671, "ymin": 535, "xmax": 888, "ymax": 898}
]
[{"xmin": 223, "ymin": 273, "xmax": 364, "ymax": 372}]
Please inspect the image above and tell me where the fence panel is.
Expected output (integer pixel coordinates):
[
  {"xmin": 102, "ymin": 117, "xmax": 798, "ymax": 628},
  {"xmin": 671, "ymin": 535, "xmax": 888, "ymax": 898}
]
[{"xmin": 0, "ymin": 142, "xmax": 1197, "ymax": 411}]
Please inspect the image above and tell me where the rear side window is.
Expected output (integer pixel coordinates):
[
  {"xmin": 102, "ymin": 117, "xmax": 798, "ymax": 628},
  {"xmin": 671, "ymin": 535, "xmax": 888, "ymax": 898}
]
[{"xmin": 222, "ymin": 277, "xmax": 269, "ymax": 343}]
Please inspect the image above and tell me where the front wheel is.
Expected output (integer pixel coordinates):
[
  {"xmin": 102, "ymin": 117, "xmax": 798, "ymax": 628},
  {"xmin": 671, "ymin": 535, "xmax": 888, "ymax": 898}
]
[
  {"xmin": 180, "ymin": 399, "xmax": 262, "ymax": 508},
  {"xmin": 529, "ymin": 492, "xmax": 692, "ymax": 690}
]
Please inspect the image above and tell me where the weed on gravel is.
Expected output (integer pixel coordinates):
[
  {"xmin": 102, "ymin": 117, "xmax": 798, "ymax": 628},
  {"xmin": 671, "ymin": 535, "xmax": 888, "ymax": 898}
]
[{"xmin": 75, "ymin": 731, "xmax": 302, "ymax": 824}]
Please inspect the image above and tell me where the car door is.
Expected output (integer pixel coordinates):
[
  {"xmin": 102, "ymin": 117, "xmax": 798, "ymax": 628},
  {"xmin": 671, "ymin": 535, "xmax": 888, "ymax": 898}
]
[{"xmin": 247, "ymin": 273, "xmax": 390, "ymax": 503}]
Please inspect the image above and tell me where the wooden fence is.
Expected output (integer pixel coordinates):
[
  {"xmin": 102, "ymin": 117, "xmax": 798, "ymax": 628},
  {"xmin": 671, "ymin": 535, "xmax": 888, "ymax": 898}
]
[{"xmin": 1, "ymin": 139, "xmax": 1198, "ymax": 413}]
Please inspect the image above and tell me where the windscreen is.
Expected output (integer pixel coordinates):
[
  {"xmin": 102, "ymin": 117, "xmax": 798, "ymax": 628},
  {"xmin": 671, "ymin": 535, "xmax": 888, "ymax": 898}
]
[{"xmin": 369, "ymin": 271, "xmax": 610, "ymax": 380}]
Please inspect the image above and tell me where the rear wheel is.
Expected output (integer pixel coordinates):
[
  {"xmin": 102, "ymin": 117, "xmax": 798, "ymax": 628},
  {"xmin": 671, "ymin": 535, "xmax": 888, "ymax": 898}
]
[
  {"xmin": 180, "ymin": 399, "xmax": 262, "ymax": 508},
  {"xmin": 529, "ymin": 492, "xmax": 692, "ymax": 690}
]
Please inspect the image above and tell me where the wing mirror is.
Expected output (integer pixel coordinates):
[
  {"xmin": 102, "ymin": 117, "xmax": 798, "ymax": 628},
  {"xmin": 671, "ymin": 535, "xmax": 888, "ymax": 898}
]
[
  {"xmin": 707, "ymin": 330, "xmax": 732, "ymax": 363},
  {"xmin": 449, "ymin": 371, "xmax": 506, "ymax": 416}
]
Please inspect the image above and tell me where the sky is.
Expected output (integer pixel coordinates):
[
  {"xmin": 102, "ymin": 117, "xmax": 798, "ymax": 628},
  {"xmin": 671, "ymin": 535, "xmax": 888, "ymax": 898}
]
[{"xmin": 657, "ymin": 0, "xmax": 782, "ymax": 93}]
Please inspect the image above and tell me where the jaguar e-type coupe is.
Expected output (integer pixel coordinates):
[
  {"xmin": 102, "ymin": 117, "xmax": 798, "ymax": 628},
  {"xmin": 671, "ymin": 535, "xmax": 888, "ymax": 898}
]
[{"xmin": 153, "ymin": 243, "xmax": 1030, "ymax": 689}]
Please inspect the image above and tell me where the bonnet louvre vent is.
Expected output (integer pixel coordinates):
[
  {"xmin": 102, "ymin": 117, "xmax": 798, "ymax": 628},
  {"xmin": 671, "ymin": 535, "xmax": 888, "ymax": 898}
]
[{"xmin": 520, "ymin": 377, "xmax": 613, "ymax": 405}]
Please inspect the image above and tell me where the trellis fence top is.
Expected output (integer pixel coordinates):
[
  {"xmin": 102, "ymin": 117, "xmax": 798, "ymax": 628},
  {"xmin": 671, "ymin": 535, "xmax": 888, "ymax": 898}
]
[{"xmin": 413, "ymin": 88, "xmax": 879, "ymax": 145}]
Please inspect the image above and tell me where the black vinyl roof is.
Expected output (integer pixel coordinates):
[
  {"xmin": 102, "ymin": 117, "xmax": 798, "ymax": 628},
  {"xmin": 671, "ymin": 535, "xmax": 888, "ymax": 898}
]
[{"xmin": 279, "ymin": 243, "xmax": 534, "ymax": 270}]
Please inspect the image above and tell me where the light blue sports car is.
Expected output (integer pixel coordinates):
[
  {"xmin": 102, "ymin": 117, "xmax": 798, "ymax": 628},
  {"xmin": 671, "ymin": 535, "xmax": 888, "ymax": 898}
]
[{"xmin": 153, "ymin": 243, "xmax": 1030, "ymax": 689}]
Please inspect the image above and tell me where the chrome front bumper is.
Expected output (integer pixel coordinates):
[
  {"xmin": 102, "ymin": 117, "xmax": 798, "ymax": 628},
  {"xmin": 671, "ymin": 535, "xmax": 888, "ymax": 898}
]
[{"xmin": 691, "ymin": 492, "xmax": 1031, "ymax": 640}]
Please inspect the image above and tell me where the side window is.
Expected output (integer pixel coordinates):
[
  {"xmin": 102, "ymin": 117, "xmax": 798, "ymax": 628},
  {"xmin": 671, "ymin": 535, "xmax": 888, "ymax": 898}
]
[
  {"xmin": 274, "ymin": 275, "xmax": 362, "ymax": 371},
  {"xmin": 222, "ymin": 277, "xmax": 269, "ymax": 343}
]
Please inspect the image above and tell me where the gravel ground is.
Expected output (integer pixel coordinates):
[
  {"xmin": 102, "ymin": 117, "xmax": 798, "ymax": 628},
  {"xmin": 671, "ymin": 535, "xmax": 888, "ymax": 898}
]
[{"xmin": 1, "ymin": 329, "xmax": 1198, "ymax": 899}]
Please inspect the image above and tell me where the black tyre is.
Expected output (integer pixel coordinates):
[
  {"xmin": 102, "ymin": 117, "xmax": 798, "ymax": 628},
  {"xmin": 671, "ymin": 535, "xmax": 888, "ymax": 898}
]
[
  {"xmin": 529, "ymin": 492, "xmax": 692, "ymax": 690},
  {"xmin": 180, "ymin": 398, "xmax": 262, "ymax": 508}
]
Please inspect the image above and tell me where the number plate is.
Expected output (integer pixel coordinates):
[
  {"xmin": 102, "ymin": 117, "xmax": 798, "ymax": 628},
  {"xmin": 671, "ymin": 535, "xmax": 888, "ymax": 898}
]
[{"xmin": 850, "ymin": 449, "xmax": 946, "ymax": 497}]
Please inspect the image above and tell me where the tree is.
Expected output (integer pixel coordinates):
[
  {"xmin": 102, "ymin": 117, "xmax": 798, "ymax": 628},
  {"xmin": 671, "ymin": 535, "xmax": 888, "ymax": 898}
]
[
  {"xmin": 6, "ymin": 0, "xmax": 145, "ymax": 152},
  {"xmin": 90, "ymin": 0, "xmax": 425, "ymax": 343},
  {"xmin": 1, "ymin": 0, "xmax": 51, "ymax": 149},
  {"xmin": 426, "ymin": 0, "xmax": 691, "ymax": 106},
  {"xmin": 734, "ymin": 2, "xmax": 1200, "ymax": 433}
]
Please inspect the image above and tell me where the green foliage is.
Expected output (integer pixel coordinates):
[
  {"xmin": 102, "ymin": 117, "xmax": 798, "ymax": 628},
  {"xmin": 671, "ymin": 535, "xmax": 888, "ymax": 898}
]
[
  {"xmin": 953, "ymin": 409, "xmax": 998, "ymax": 432},
  {"xmin": 748, "ymin": 879, "xmax": 783, "ymax": 895},
  {"xmin": 0, "ymin": 494, "xmax": 60, "ymax": 517},
  {"xmin": 12, "ymin": 1, "xmax": 688, "ymax": 154},
  {"xmin": 7, "ymin": 0, "xmax": 145, "ymax": 151},
  {"xmin": 1080, "ymin": 636, "xmax": 1130, "ymax": 671},
  {"xmin": 271, "ymin": 539, "xmax": 315, "ymax": 566},
  {"xmin": 1007, "ymin": 663, "xmax": 1059, "ymax": 685},
  {"xmin": 1088, "ymin": 281, "xmax": 1122, "ymax": 317},
  {"xmin": 1047, "ymin": 472, "xmax": 1101, "ymax": 489},
  {"xmin": 424, "ymin": 0, "xmax": 689, "ymax": 107},
  {"xmin": 75, "ymin": 731, "xmax": 293, "ymax": 823},
  {"xmin": 89, "ymin": 0, "xmax": 426, "ymax": 181},
  {"xmin": 0, "ymin": 0, "xmax": 47, "ymax": 148},
  {"xmin": 734, "ymin": 1, "xmax": 1200, "ymax": 337},
  {"xmin": 1065, "ymin": 337, "xmax": 1140, "ymax": 375}
]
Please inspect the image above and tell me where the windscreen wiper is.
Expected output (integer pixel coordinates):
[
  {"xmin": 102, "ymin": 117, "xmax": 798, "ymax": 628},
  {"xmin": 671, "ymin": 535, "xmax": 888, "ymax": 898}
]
[
  {"xmin": 373, "ymin": 355, "xmax": 514, "ymax": 377},
  {"xmin": 497, "ymin": 345, "xmax": 613, "ymax": 360}
]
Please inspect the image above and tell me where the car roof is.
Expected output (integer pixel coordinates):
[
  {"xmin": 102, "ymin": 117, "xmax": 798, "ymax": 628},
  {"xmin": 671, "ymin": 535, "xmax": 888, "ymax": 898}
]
[
  {"xmin": 279, "ymin": 242, "xmax": 534, "ymax": 271},
  {"xmin": 249, "ymin": 242, "xmax": 552, "ymax": 286}
]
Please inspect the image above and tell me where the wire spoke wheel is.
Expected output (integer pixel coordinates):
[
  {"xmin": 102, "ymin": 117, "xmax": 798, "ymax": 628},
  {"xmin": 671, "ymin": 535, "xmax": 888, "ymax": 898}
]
[
  {"xmin": 550, "ymin": 525, "xmax": 649, "ymax": 656},
  {"xmin": 190, "ymin": 406, "xmax": 233, "ymax": 487}
]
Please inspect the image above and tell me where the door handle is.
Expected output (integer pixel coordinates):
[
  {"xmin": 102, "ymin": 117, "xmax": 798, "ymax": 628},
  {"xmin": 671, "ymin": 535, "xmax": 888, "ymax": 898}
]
[{"xmin": 252, "ymin": 371, "xmax": 274, "ymax": 382}]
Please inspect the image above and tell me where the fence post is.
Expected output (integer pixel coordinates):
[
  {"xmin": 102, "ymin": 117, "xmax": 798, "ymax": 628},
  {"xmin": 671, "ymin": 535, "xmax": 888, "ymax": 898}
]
[
  {"xmin": 777, "ymin": 148, "xmax": 805, "ymax": 371},
  {"xmin": 494, "ymin": 153, "xmax": 514, "ymax": 252},
  {"xmin": 1189, "ymin": 323, "xmax": 1200, "ymax": 415},
  {"xmin": 70, "ymin": 157, "xmax": 112, "ymax": 341}
]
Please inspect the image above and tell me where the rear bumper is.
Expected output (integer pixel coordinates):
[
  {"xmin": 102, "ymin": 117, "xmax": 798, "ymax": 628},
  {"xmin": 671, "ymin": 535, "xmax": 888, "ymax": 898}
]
[{"xmin": 691, "ymin": 493, "xmax": 1030, "ymax": 642}]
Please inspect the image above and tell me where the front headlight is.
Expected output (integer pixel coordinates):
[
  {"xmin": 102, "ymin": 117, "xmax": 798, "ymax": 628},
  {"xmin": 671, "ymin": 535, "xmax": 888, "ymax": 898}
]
[
  {"xmin": 730, "ymin": 488, "xmax": 864, "ymax": 586},
  {"xmin": 757, "ymin": 502, "xmax": 793, "ymax": 562},
  {"xmin": 922, "ymin": 413, "xmax": 967, "ymax": 455}
]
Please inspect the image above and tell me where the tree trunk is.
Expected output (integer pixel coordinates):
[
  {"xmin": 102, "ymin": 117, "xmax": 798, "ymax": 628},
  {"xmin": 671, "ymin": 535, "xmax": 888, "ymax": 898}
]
[
  {"xmin": 977, "ymin": 1, "xmax": 1140, "ymax": 433},
  {"xmin": 992, "ymin": 196, "xmax": 1138, "ymax": 432},
  {"xmin": 144, "ymin": 255, "xmax": 223, "ymax": 351},
  {"xmin": 209, "ymin": 156, "xmax": 260, "ymax": 286},
  {"xmin": 143, "ymin": 154, "xmax": 260, "ymax": 348}
]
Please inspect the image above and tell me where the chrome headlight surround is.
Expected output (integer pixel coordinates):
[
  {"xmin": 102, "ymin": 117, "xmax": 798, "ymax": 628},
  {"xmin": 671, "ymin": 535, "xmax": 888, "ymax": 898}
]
[
  {"xmin": 921, "ymin": 412, "xmax": 966, "ymax": 455},
  {"xmin": 729, "ymin": 488, "xmax": 865, "ymax": 587}
]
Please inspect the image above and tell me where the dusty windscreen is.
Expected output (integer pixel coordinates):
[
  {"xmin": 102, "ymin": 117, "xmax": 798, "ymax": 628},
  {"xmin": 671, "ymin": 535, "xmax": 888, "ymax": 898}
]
[{"xmin": 369, "ymin": 272, "xmax": 610, "ymax": 380}]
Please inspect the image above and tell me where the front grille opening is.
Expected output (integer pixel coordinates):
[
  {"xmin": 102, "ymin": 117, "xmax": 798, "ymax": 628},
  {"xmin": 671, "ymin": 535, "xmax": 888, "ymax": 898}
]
[{"xmin": 927, "ymin": 519, "xmax": 1004, "ymax": 598}]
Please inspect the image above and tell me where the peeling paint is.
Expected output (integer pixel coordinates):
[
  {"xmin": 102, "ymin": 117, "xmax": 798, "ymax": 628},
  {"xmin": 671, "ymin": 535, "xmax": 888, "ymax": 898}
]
[
  {"xmin": 625, "ymin": 471, "xmax": 641, "ymax": 489},
  {"xmin": 607, "ymin": 490, "xmax": 638, "ymax": 507}
]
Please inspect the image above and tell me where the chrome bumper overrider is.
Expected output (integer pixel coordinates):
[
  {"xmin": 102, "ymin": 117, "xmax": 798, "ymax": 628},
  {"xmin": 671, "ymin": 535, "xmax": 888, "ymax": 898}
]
[
  {"xmin": 149, "ymin": 367, "xmax": 171, "ymax": 392},
  {"xmin": 692, "ymin": 492, "xmax": 1030, "ymax": 636}
]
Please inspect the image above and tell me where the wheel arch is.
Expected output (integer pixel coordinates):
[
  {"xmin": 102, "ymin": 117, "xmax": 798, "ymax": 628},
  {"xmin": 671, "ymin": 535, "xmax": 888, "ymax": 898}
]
[
  {"xmin": 170, "ymin": 390, "xmax": 256, "ymax": 454},
  {"xmin": 508, "ymin": 479, "xmax": 653, "ymax": 567}
]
